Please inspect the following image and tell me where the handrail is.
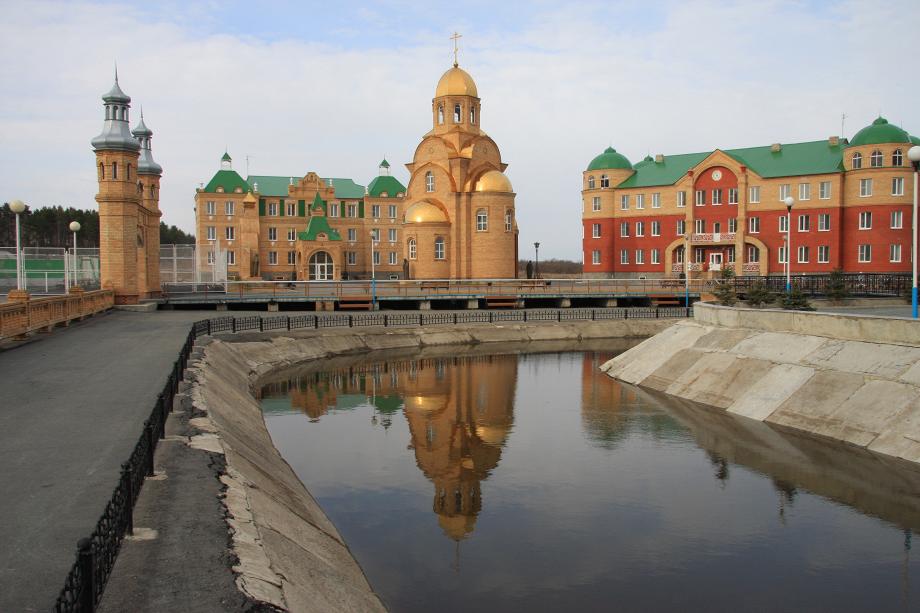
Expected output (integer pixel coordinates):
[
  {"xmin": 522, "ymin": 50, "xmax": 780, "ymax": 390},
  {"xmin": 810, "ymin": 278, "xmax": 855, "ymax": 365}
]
[{"xmin": 0, "ymin": 290, "xmax": 114, "ymax": 341}]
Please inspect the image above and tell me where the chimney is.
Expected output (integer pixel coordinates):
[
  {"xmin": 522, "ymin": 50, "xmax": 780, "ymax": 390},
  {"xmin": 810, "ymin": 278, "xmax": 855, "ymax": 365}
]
[
  {"xmin": 770, "ymin": 143, "xmax": 782, "ymax": 153},
  {"xmin": 828, "ymin": 135, "xmax": 839, "ymax": 146},
  {"xmin": 655, "ymin": 154, "xmax": 664, "ymax": 163}
]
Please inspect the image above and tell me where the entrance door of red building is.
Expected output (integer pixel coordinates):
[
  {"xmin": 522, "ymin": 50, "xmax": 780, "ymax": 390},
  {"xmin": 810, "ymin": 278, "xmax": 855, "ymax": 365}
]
[{"xmin": 709, "ymin": 252, "xmax": 723, "ymax": 272}]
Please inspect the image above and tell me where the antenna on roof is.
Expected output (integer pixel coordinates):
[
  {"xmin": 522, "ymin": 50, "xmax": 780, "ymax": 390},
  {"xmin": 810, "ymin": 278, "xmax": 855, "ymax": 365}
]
[
  {"xmin": 841, "ymin": 113, "xmax": 847, "ymax": 139},
  {"xmin": 245, "ymin": 155, "xmax": 253, "ymax": 177}
]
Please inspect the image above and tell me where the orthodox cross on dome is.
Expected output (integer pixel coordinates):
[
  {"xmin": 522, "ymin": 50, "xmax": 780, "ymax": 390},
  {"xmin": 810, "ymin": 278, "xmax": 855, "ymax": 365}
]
[{"xmin": 450, "ymin": 31, "xmax": 462, "ymax": 67}]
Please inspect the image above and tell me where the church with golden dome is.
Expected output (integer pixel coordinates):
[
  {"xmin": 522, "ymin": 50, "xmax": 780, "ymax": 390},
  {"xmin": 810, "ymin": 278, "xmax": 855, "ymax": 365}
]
[{"xmin": 194, "ymin": 57, "xmax": 519, "ymax": 281}]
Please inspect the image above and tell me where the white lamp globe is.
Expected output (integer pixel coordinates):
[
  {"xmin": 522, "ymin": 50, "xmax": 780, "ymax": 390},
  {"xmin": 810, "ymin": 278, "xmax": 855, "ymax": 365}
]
[
  {"xmin": 783, "ymin": 196, "xmax": 794, "ymax": 209},
  {"xmin": 908, "ymin": 145, "xmax": 920, "ymax": 163},
  {"xmin": 69, "ymin": 221, "xmax": 81, "ymax": 232},
  {"xmin": 9, "ymin": 199, "xmax": 26, "ymax": 214}
]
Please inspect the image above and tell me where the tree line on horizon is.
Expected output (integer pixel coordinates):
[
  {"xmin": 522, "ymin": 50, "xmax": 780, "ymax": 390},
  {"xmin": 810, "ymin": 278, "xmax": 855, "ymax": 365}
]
[{"xmin": 1, "ymin": 203, "xmax": 194, "ymax": 248}]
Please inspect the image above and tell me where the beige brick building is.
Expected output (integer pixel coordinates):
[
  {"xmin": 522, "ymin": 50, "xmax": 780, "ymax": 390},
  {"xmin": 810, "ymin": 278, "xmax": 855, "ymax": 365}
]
[{"xmin": 195, "ymin": 62, "xmax": 518, "ymax": 281}]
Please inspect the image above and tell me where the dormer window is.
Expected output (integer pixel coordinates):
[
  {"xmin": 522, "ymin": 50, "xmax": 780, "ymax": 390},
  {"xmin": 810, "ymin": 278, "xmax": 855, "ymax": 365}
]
[
  {"xmin": 600, "ymin": 174, "xmax": 610, "ymax": 188},
  {"xmin": 870, "ymin": 149, "xmax": 883, "ymax": 167},
  {"xmin": 454, "ymin": 104, "xmax": 461, "ymax": 123},
  {"xmin": 893, "ymin": 149, "xmax": 903, "ymax": 166},
  {"xmin": 852, "ymin": 152, "xmax": 862, "ymax": 169},
  {"xmin": 216, "ymin": 187, "xmax": 224, "ymax": 193},
  {"xmin": 587, "ymin": 176, "xmax": 596, "ymax": 189}
]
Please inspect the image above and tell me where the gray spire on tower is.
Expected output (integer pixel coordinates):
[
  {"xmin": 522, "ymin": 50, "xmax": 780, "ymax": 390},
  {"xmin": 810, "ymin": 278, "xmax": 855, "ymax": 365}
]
[
  {"xmin": 91, "ymin": 70, "xmax": 140, "ymax": 152},
  {"xmin": 132, "ymin": 109, "xmax": 162, "ymax": 176}
]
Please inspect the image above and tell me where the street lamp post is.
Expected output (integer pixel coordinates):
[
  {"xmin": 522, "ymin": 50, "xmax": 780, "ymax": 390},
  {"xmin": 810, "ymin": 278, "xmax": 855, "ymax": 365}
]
[
  {"xmin": 908, "ymin": 146, "xmax": 920, "ymax": 319},
  {"xmin": 9, "ymin": 199, "xmax": 26, "ymax": 291},
  {"xmin": 534, "ymin": 242, "xmax": 540, "ymax": 279},
  {"xmin": 783, "ymin": 196, "xmax": 794, "ymax": 292},
  {"xmin": 69, "ymin": 221, "xmax": 81, "ymax": 289},
  {"xmin": 684, "ymin": 234, "xmax": 690, "ymax": 307},
  {"xmin": 370, "ymin": 231, "xmax": 378, "ymax": 309}
]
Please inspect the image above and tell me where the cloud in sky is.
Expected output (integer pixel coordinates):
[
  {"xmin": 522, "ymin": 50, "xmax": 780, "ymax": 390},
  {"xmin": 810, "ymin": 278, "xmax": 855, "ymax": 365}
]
[{"xmin": 0, "ymin": 0, "xmax": 917, "ymax": 259}]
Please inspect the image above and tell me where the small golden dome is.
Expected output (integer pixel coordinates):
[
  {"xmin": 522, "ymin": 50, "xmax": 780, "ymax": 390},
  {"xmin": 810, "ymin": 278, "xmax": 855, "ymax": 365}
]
[
  {"xmin": 436, "ymin": 66, "xmax": 478, "ymax": 98},
  {"xmin": 405, "ymin": 201, "xmax": 449, "ymax": 224},
  {"xmin": 242, "ymin": 191, "xmax": 257, "ymax": 204},
  {"xmin": 475, "ymin": 170, "xmax": 513, "ymax": 192},
  {"xmin": 438, "ymin": 513, "xmax": 478, "ymax": 541},
  {"xmin": 475, "ymin": 425, "xmax": 509, "ymax": 446}
]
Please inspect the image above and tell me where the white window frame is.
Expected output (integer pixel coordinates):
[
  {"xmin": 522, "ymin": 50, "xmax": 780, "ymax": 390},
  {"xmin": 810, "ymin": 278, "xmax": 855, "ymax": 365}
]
[
  {"xmin": 818, "ymin": 214, "xmax": 830, "ymax": 232},
  {"xmin": 620, "ymin": 222, "xmax": 629, "ymax": 237},
  {"xmin": 694, "ymin": 219, "xmax": 705, "ymax": 234},
  {"xmin": 635, "ymin": 194, "xmax": 645, "ymax": 209},
  {"xmin": 651, "ymin": 221, "xmax": 661, "ymax": 236},
  {"xmin": 206, "ymin": 226, "xmax": 216, "ymax": 240},
  {"xmin": 728, "ymin": 188, "xmax": 738, "ymax": 205},
  {"xmin": 408, "ymin": 239, "xmax": 417, "ymax": 260},
  {"xmin": 206, "ymin": 201, "xmax": 216, "ymax": 215},
  {"xmin": 728, "ymin": 218, "xmax": 737, "ymax": 233},
  {"xmin": 330, "ymin": 203, "xmax": 340, "ymax": 217},
  {"xmin": 852, "ymin": 152, "xmax": 862, "ymax": 169},
  {"xmin": 287, "ymin": 228, "xmax": 296, "ymax": 241},
  {"xmin": 388, "ymin": 228, "xmax": 398, "ymax": 243},
  {"xmin": 268, "ymin": 227, "xmax": 277, "ymax": 241},
  {"xmin": 226, "ymin": 250, "xmax": 235, "ymax": 265},
  {"xmin": 858, "ymin": 244, "xmax": 871, "ymax": 263},
  {"xmin": 819, "ymin": 181, "xmax": 831, "ymax": 200},
  {"xmin": 505, "ymin": 209, "xmax": 513, "ymax": 232},
  {"xmin": 635, "ymin": 221, "xmax": 645, "ymax": 237},
  {"xmin": 892, "ymin": 177, "xmax": 904, "ymax": 196},
  {"xmin": 347, "ymin": 204, "xmax": 357, "ymax": 217},
  {"xmin": 373, "ymin": 250, "xmax": 380, "ymax": 266},
  {"xmin": 859, "ymin": 178, "xmax": 873, "ymax": 197},
  {"xmin": 347, "ymin": 228, "xmax": 357, "ymax": 242},
  {"xmin": 779, "ymin": 184, "xmax": 791, "ymax": 201},
  {"xmin": 747, "ymin": 245, "xmax": 760, "ymax": 263},
  {"xmin": 476, "ymin": 209, "xmax": 488, "ymax": 231},
  {"xmin": 286, "ymin": 202, "xmax": 296, "ymax": 216},
  {"xmin": 288, "ymin": 251, "xmax": 296, "ymax": 265},
  {"xmin": 371, "ymin": 228, "xmax": 380, "ymax": 242},
  {"xmin": 890, "ymin": 244, "xmax": 902, "ymax": 263},
  {"xmin": 592, "ymin": 196, "xmax": 601, "ymax": 212},
  {"xmin": 894, "ymin": 149, "xmax": 904, "ymax": 166},
  {"xmin": 748, "ymin": 217, "xmax": 760, "ymax": 233},
  {"xmin": 207, "ymin": 250, "xmax": 215, "ymax": 265},
  {"xmin": 371, "ymin": 204, "xmax": 380, "ymax": 219},
  {"xmin": 389, "ymin": 204, "xmax": 397, "ymax": 218},
  {"xmin": 677, "ymin": 219, "xmax": 686, "ymax": 235},
  {"xmin": 592, "ymin": 250, "xmax": 601, "ymax": 265},
  {"xmin": 425, "ymin": 171, "xmax": 435, "ymax": 192},
  {"xmin": 778, "ymin": 246, "xmax": 787, "ymax": 264},
  {"xmin": 346, "ymin": 251, "xmax": 356, "ymax": 265},
  {"xmin": 592, "ymin": 223, "xmax": 601, "ymax": 238},
  {"xmin": 798, "ymin": 215, "xmax": 810, "ymax": 232},
  {"xmin": 268, "ymin": 202, "xmax": 278, "ymax": 216},
  {"xmin": 798, "ymin": 183, "xmax": 810, "ymax": 200},
  {"xmin": 268, "ymin": 251, "xmax": 278, "ymax": 265},
  {"xmin": 677, "ymin": 191, "xmax": 686, "ymax": 208},
  {"xmin": 891, "ymin": 210, "xmax": 903, "ymax": 229},
  {"xmin": 434, "ymin": 237, "xmax": 445, "ymax": 260},
  {"xmin": 797, "ymin": 245, "xmax": 809, "ymax": 263},
  {"xmin": 635, "ymin": 249, "xmax": 644, "ymax": 264},
  {"xmin": 695, "ymin": 190, "xmax": 705, "ymax": 206},
  {"xmin": 388, "ymin": 251, "xmax": 397, "ymax": 265},
  {"xmin": 859, "ymin": 211, "xmax": 872, "ymax": 230},
  {"xmin": 225, "ymin": 201, "xmax": 235, "ymax": 216},
  {"xmin": 225, "ymin": 226, "xmax": 235, "ymax": 240},
  {"xmin": 870, "ymin": 149, "xmax": 883, "ymax": 168},
  {"xmin": 620, "ymin": 195, "xmax": 629, "ymax": 210},
  {"xmin": 651, "ymin": 248, "xmax": 660, "ymax": 264},
  {"xmin": 779, "ymin": 216, "xmax": 788, "ymax": 233},
  {"xmin": 711, "ymin": 188, "xmax": 723, "ymax": 205},
  {"xmin": 749, "ymin": 186, "xmax": 760, "ymax": 203},
  {"xmin": 818, "ymin": 245, "xmax": 830, "ymax": 264},
  {"xmin": 620, "ymin": 249, "xmax": 629, "ymax": 265},
  {"xmin": 652, "ymin": 193, "xmax": 661, "ymax": 208}
]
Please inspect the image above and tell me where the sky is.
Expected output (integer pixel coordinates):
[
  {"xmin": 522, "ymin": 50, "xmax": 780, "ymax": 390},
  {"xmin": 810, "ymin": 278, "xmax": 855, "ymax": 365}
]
[{"xmin": 1, "ymin": 0, "xmax": 918, "ymax": 260}]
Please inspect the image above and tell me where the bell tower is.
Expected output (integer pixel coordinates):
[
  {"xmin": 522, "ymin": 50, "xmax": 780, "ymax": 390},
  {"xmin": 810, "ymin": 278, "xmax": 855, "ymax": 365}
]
[
  {"xmin": 91, "ymin": 71, "xmax": 143, "ymax": 304},
  {"xmin": 132, "ymin": 111, "xmax": 163, "ymax": 297}
]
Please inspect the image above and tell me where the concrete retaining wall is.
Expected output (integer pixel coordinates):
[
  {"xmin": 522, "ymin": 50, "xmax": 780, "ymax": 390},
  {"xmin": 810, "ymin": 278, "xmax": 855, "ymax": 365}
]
[
  {"xmin": 184, "ymin": 319, "xmax": 671, "ymax": 612},
  {"xmin": 603, "ymin": 303, "xmax": 920, "ymax": 464}
]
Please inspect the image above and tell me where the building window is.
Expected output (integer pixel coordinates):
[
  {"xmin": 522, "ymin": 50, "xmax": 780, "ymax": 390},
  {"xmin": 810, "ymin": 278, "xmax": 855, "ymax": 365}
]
[
  {"xmin": 620, "ymin": 195, "xmax": 629, "ymax": 210},
  {"xmin": 373, "ymin": 250, "xmax": 380, "ymax": 266},
  {"xmin": 635, "ymin": 249, "xmax": 644, "ymax": 264},
  {"xmin": 592, "ymin": 250, "xmax": 601, "ymax": 265},
  {"xmin": 818, "ymin": 214, "xmax": 830, "ymax": 231},
  {"xmin": 635, "ymin": 194, "xmax": 645, "ymax": 209},
  {"xmin": 727, "ymin": 247, "xmax": 735, "ymax": 263},
  {"xmin": 592, "ymin": 223, "xmax": 601, "ymax": 238},
  {"xmin": 818, "ymin": 245, "xmax": 829, "ymax": 263},
  {"xmin": 434, "ymin": 237, "xmax": 445, "ymax": 260},
  {"xmin": 694, "ymin": 248, "xmax": 705, "ymax": 263},
  {"xmin": 112, "ymin": 162, "xmax": 118, "ymax": 179},
  {"xmin": 600, "ymin": 174, "xmax": 610, "ymax": 188},
  {"xmin": 425, "ymin": 171, "xmax": 435, "ymax": 192},
  {"xmin": 799, "ymin": 183, "xmax": 810, "ymax": 200},
  {"xmin": 859, "ymin": 211, "xmax": 872, "ymax": 229},
  {"xmin": 870, "ymin": 149, "xmax": 883, "ymax": 167},
  {"xmin": 388, "ymin": 251, "xmax": 397, "ymax": 265},
  {"xmin": 206, "ymin": 226, "xmax": 216, "ymax": 240},
  {"xmin": 225, "ymin": 201, "xmax": 235, "ymax": 216},
  {"xmin": 588, "ymin": 176, "xmax": 596, "ymax": 189},
  {"xmin": 891, "ymin": 244, "xmax": 902, "ymax": 263},
  {"xmin": 747, "ymin": 245, "xmax": 760, "ymax": 263},
  {"xmin": 206, "ymin": 201, "xmax": 216, "ymax": 215},
  {"xmin": 470, "ymin": 106, "xmax": 476, "ymax": 124},
  {"xmin": 651, "ymin": 248, "xmax": 660, "ymax": 264},
  {"xmin": 798, "ymin": 215, "xmax": 810, "ymax": 232},
  {"xmin": 347, "ymin": 228, "xmax": 357, "ymax": 242},
  {"xmin": 652, "ymin": 193, "xmax": 661, "ymax": 208},
  {"xmin": 620, "ymin": 221, "xmax": 629, "ymax": 237},
  {"xmin": 891, "ymin": 210, "xmax": 903, "ymax": 229},
  {"xmin": 388, "ymin": 205, "xmax": 397, "ymax": 219},
  {"xmin": 819, "ymin": 181, "xmax": 831, "ymax": 199},
  {"xmin": 749, "ymin": 217, "xmax": 760, "ymax": 233},
  {"xmin": 675, "ymin": 248, "xmax": 684, "ymax": 264},
  {"xmin": 347, "ymin": 204, "xmax": 357, "ymax": 217},
  {"xmin": 438, "ymin": 104, "xmax": 444, "ymax": 124},
  {"xmin": 677, "ymin": 191, "xmax": 686, "ymax": 207},
  {"xmin": 695, "ymin": 190, "xmax": 705, "ymax": 206},
  {"xmin": 268, "ymin": 227, "xmax": 277, "ymax": 241},
  {"xmin": 225, "ymin": 226, "xmax": 235, "ymax": 240},
  {"xmin": 388, "ymin": 228, "xmax": 397, "ymax": 243},
  {"xmin": 371, "ymin": 228, "xmax": 380, "ymax": 241},
  {"xmin": 728, "ymin": 218, "xmax": 737, "ymax": 233},
  {"xmin": 288, "ymin": 251, "xmax": 296, "ymax": 265},
  {"xmin": 326, "ymin": 203, "xmax": 337, "ymax": 217},
  {"xmin": 620, "ymin": 249, "xmax": 629, "ymax": 265},
  {"xmin": 651, "ymin": 221, "xmax": 661, "ymax": 236},
  {"xmin": 636, "ymin": 221, "xmax": 645, "ymax": 237},
  {"xmin": 505, "ymin": 209, "xmax": 513, "ymax": 232},
  {"xmin": 778, "ymin": 246, "xmax": 787, "ymax": 264},
  {"xmin": 728, "ymin": 188, "xmax": 738, "ymax": 205},
  {"xmin": 893, "ymin": 149, "xmax": 903, "ymax": 166},
  {"xmin": 852, "ymin": 152, "xmax": 862, "ymax": 169},
  {"xmin": 694, "ymin": 219, "xmax": 705, "ymax": 234},
  {"xmin": 858, "ymin": 244, "xmax": 871, "ymax": 262},
  {"xmin": 749, "ymin": 186, "xmax": 760, "ymax": 203},
  {"xmin": 287, "ymin": 228, "xmax": 296, "ymax": 241},
  {"xmin": 408, "ymin": 238, "xmax": 417, "ymax": 260},
  {"xmin": 797, "ymin": 246, "xmax": 809, "ymax": 263},
  {"xmin": 779, "ymin": 184, "xmax": 791, "ymax": 201},
  {"xmin": 712, "ymin": 188, "xmax": 723, "ymax": 205},
  {"xmin": 779, "ymin": 216, "xmax": 788, "ymax": 233},
  {"xmin": 226, "ymin": 250, "xmax": 236, "ymax": 265},
  {"xmin": 346, "ymin": 251, "xmax": 356, "ymax": 265},
  {"xmin": 453, "ymin": 104, "xmax": 461, "ymax": 123},
  {"xmin": 268, "ymin": 202, "xmax": 278, "ymax": 216},
  {"xmin": 677, "ymin": 219, "xmax": 686, "ymax": 235},
  {"xmin": 892, "ymin": 177, "xmax": 905, "ymax": 196},
  {"xmin": 371, "ymin": 204, "xmax": 380, "ymax": 218},
  {"xmin": 207, "ymin": 250, "xmax": 215, "ymax": 265},
  {"xmin": 592, "ymin": 196, "xmax": 601, "ymax": 212},
  {"xmin": 476, "ymin": 209, "xmax": 488, "ymax": 231},
  {"xmin": 287, "ymin": 202, "xmax": 296, "ymax": 216},
  {"xmin": 268, "ymin": 251, "xmax": 278, "ymax": 265}
]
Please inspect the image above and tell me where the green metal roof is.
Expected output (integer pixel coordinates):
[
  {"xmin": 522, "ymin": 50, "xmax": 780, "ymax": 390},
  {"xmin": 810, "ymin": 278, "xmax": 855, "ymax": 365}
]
[
  {"xmin": 246, "ymin": 175, "xmax": 366, "ymax": 199},
  {"xmin": 328, "ymin": 177, "xmax": 366, "ymax": 199},
  {"xmin": 379, "ymin": 158, "xmax": 390, "ymax": 168},
  {"xmin": 299, "ymin": 215, "xmax": 342, "ymax": 241},
  {"xmin": 366, "ymin": 175, "xmax": 406, "ymax": 197},
  {"xmin": 221, "ymin": 151, "xmax": 232, "ymax": 162},
  {"xmin": 204, "ymin": 169, "xmax": 248, "ymax": 193},
  {"xmin": 724, "ymin": 140, "xmax": 845, "ymax": 178},
  {"xmin": 335, "ymin": 394, "xmax": 367, "ymax": 411},
  {"xmin": 847, "ymin": 117, "xmax": 911, "ymax": 147},
  {"xmin": 618, "ymin": 152, "xmax": 709, "ymax": 188},
  {"xmin": 587, "ymin": 146, "xmax": 632, "ymax": 171},
  {"xmin": 911, "ymin": 135, "xmax": 920, "ymax": 146},
  {"xmin": 373, "ymin": 394, "xmax": 403, "ymax": 414},
  {"xmin": 311, "ymin": 192, "xmax": 326, "ymax": 212}
]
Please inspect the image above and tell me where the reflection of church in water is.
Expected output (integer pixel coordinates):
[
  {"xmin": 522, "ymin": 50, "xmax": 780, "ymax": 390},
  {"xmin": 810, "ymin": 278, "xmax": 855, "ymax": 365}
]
[{"xmin": 263, "ymin": 355, "xmax": 517, "ymax": 541}]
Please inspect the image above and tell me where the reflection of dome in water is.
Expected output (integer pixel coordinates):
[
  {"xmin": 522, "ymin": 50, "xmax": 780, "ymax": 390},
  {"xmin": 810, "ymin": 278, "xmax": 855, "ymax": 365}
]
[
  {"xmin": 403, "ymin": 393, "xmax": 449, "ymax": 413},
  {"xmin": 438, "ymin": 513, "xmax": 478, "ymax": 541},
  {"xmin": 475, "ymin": 424, "xmax": 509, "ymax": 447}
]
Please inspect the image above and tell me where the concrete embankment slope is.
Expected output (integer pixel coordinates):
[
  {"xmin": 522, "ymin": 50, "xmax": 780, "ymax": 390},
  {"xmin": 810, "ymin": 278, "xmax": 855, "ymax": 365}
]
[
  {"xmin": 187, "ymin": 320, "xmax": 671, "ymax": 612},
  {"xmin": 603, "ymin": 303, "xmax": 920, "ymax": 464}
]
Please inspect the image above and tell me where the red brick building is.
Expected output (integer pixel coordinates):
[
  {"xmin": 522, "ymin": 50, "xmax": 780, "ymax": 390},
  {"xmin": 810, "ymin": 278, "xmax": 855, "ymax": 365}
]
[{"xmin": 582, "ymin": 117, "xmax": 918, "ymax": 278}]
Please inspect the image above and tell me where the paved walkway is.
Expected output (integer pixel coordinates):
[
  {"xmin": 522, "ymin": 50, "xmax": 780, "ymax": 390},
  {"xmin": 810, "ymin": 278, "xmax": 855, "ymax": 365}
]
[{"xmin": 0, "ymin": 310, "xmax": 208, "ymax": 612}]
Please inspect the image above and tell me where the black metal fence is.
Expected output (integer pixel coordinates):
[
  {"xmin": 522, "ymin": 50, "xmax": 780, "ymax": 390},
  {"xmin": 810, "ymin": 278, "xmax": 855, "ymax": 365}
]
[
  {"xmin": 52, "ymin": 305, "xmax": 692, "ymax": 611},
  {"xmin": 729, "ymin": 273, "xmax": 909, "ymax": 297}
]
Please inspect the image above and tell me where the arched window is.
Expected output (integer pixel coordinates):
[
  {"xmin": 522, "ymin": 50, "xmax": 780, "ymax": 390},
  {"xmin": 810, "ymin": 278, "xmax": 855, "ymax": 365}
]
[
  {"xmin": 600, "ymin": 174, "xmax": 610, "ymax": 188},
  {"xmin": 504, "ymin": 209, "xmax": 513, "ymax": 232},
  {"xmin": 870, "ymin": 149, "xmax": 883, "ymax": 167},
  {"xmin": 99, "ymin": 162, "xmax": 104, "ymax": 180},
  {"xmin": 476, "ymin": 209, "xmax": 488, "ymax": 231},
  {"xmin": 587, "ymin": 176, "xmax": 596, "ymax": 189},
  {"xmin": 470, "ymin": 106, "xmax": 476, "ymax": 124},
  {"xmin": 893, "ymin": 149, "xmax": 903, "ymax": 166},
  {"xmin": 308, "ymin": 251, "xmax": 334, "ymax": 280},
  {"xmin": 852, "ymin": 152, "xmax": 862, "ymax": 169},
  {"xmin": 454, "ymin": 104, "xmax": 461, "ymax": 123},
  {"xmin": 408, "ymin": 238, "xmax": 417, "ymax": 260},
  {"xmin": 437, "ymin": 104, "xmax": 444, "ymax": 125},
  {"xmin": 112, "ymin": 162, "xmax": 118, "ymax": 179},
  {"xmin": 127, "ymin": 163, "xmax": 131, "ymax": 180},
  {"xmin": 425, "ymin": 171, "xmax": 435, "ymax": 192},
  {"xmin": 434, "ymin": 236, "xmax": 445, "ymax": 260}
]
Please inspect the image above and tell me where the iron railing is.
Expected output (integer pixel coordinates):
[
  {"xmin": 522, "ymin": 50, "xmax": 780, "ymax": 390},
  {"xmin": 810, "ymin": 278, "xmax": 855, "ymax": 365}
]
[
  {"xmin": 52, "ymin": 305, "xmax": 693, "ymax": 611},
  {"xmin": 729, "ymin": 273, "xmax": 910, "ymax": 297}
]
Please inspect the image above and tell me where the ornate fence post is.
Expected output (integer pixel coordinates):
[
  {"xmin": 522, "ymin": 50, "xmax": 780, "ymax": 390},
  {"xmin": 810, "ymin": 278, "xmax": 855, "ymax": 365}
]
[
  {"xmin": 77, "ymin": 538, "xmax": 95, "ymax": 612},
  {"xmin": 145, "ymin": 420, "xmax": 155, "ymax": 478},
  {"xmin": 121, "ymin": 462, "xmax": 134, "ymax": 536}
]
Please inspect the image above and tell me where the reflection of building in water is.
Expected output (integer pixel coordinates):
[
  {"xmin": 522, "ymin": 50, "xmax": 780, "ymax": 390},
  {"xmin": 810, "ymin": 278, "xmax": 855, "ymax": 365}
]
[{"xmin": 402, "ymin": 355, "xmax": 517, "ymax": 541}]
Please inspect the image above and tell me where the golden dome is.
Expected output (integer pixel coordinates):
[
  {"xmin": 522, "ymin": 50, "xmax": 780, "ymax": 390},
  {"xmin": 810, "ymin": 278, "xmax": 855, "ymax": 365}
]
[
  {"xmin": 475, "ymin": 170, "xmax": 513, "ymax": 192},
  {"xmin": 475, "ymin": 425, "xmax": 509, "ymax": 446},
  {"xmin": 405, "ymin": 200, "xmax": 449, "ymax": 224},
  {"xmin": 435, "ymin": 65, "xmax": 478, "ymax": 98}
]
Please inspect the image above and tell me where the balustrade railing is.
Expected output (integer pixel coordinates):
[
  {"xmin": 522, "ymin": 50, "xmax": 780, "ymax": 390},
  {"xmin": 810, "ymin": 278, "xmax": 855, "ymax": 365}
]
[{"xmin": 0, "ymin": 290, "xmax": 114, "ymax": 340}]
